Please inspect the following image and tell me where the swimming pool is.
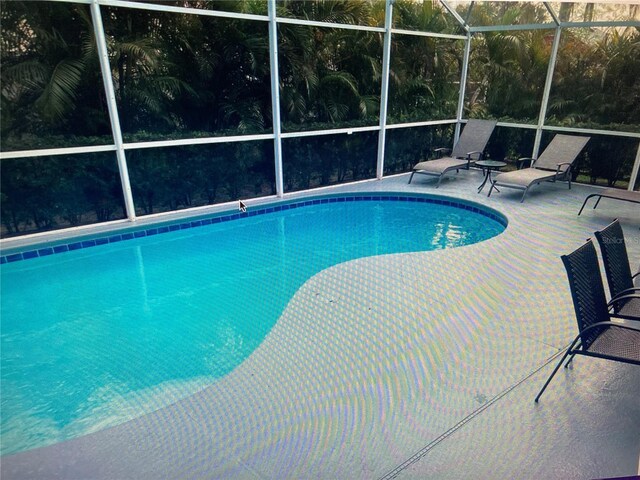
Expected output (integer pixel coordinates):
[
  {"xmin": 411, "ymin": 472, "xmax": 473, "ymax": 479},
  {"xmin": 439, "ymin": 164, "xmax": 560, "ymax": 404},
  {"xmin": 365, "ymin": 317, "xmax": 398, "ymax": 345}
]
[{"xmin": 0, "ymin": 193, "xmax": 506, "ymax": 455}]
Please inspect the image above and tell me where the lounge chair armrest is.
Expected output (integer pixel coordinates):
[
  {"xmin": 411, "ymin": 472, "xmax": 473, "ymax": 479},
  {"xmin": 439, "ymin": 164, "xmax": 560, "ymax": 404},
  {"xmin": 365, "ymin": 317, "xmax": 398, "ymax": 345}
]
[
  {"xmin": 517, "ymin": 157, "xmax": 534, "ymax": 169},
  {"xmin": 433, "ymin": 147, "xmax": 451, "ymax": 158},
  {"xmin": 465, "ymin": 150, "xmax": 483, "ymax": 161},
  {"xmin": 556, "ymin": 162, "xmax": 572, "ymax": 175}
]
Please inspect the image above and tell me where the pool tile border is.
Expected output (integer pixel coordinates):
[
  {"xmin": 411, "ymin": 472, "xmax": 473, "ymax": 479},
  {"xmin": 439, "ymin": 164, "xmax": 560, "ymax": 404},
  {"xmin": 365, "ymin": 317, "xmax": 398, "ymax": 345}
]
[{"xmin": 1, "ymin": 194, "xmax": 507, "ymax": 264}]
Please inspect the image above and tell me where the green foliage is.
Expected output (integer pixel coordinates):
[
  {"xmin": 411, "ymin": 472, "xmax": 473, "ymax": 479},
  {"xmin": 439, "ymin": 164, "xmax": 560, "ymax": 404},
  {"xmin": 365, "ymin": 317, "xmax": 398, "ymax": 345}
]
[
  {"xmin": 0, "ymin": 154, "xmax": 124, "ymax": 236},
  {"xmin": 283, "ymin": 132, "xmax": 378, "ymax": 192},
  {"xmin": 384, "ymin": 125, "xmax": 454, "ymax": 174},
  {"xmin": 1, "ymin": 1, "xmax": 639, "ymax": 238},
  {"xmin": 547, "ymin": 27, "xmax": 640, "ymax": 129}
]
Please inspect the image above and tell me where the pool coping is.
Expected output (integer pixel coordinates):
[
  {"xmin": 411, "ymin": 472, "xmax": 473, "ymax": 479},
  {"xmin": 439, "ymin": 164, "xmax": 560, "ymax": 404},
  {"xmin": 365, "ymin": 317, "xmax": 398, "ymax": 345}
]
[{"xmin": 0, "ymin": 192, "xmax": 506, "ymax": 264}]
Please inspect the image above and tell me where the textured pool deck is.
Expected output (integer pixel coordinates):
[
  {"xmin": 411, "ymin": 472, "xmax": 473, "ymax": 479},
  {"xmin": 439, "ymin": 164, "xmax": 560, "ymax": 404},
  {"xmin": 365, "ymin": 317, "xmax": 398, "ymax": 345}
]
[{"xmin": 3, "ymin": 170, "xmax": 640, "ymax": 479}]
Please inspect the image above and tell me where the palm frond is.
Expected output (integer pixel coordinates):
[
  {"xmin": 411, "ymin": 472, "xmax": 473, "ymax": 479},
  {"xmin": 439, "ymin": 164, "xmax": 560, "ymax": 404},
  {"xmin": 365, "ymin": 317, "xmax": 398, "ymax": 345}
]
[{"xmin": 35, "ymin": 59, "xmax": 84, "ymax": 121}]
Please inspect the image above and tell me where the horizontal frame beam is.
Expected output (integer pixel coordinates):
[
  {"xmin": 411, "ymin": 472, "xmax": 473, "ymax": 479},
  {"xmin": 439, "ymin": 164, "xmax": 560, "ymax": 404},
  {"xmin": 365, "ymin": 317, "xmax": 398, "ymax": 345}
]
[
  {"xmin": 0, "ymin": 144, "xmax": 117, "ymax": 160},
  {"xmin": 5, "ymin": 121, "xmax": 640, "ymax": 160},
  {"xmin": 391, "ymin": 28, "xmax": 466, "ymax": 41},
  {"xmin": 385, "ymin": 119, "xmax": 458, "ymax": 130},
  {"xmin": 541, "ymin": 125, "xmax": 640, "ymax": 139},
  {"xmin": 561, "ymin": 20, "xmax": 640, "ymax": 29},
  {"xmin": 281, "ymin": 125, "xmax": 380, "ymax": 139},
  {"xmin": 122, "ymin": 133, "xmax": 274, "ymax": 151},
  {"xmin": 98, "ymin": 0, "xmax": 269, "ymax": 22},
  {"xmin": 470, "ymin": 23, "xmax": 557, "ymax": 33},
  {"xmin": 276, "ymin": 17, "xmax": 385, "ymax": 33}
]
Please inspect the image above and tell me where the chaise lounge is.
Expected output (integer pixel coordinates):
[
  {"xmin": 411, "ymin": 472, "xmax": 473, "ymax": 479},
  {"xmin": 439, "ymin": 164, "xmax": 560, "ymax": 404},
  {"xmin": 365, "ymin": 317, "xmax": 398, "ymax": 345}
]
[
  {"xmin": 577, "ymin": 188, "xmax": 640, "ymax": 216},
  {"xmin": 487, "ymin": 134, "xmax": 590, "ymax": 202},
  {"xmin": 408, "ymin": 119, "xmax": 497, "ymax": 187}
]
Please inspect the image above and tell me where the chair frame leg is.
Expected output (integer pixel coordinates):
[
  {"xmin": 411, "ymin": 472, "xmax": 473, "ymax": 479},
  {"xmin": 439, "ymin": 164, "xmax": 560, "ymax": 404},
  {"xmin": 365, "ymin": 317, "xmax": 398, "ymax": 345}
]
[
  {"xmin": 408, "ymin": 171, "xmax": 416, "ymax": 184},
  {"xmin": 564, "ymin": 353, "xmax": 575, "ymax": 368},
  {"xmin": 535, "ymin": 337, "xmax": 580, "ymax": 403}
]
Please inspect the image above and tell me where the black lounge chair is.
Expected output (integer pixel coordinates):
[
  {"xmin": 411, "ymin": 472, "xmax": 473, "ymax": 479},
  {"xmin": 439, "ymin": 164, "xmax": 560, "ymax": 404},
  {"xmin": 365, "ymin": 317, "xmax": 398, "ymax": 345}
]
[
  {"xmin": 578, "ymin": 188, "xmax": 640, "ymax": 216},
  {"xmin": 534, "ymin": 240, "xmax": 640, "ymax": 403},
  {"xmin": 594, "ymin": 219, "xmax": 640, "ymax": 321},
  {"xmin": 408, "ymin": 119, "xmax": 497, "ymax": 187},
  {"xmin": 488, "ymin": 134, "xmax": 590, "ymax": 202}
]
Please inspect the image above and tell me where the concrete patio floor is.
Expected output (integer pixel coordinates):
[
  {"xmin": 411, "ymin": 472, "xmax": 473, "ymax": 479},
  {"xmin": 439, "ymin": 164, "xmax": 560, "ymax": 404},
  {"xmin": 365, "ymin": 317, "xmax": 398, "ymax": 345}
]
[{"xmin": 2, "ymin": 168, "xmax": 639, "ymax": 479}]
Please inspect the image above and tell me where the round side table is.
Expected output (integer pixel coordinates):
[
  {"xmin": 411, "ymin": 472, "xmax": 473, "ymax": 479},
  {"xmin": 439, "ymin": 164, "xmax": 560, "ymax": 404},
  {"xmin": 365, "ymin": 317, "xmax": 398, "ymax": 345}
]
[{"xmin": 475, "ymin": 159, "xmax": 507, "ymax": 194}]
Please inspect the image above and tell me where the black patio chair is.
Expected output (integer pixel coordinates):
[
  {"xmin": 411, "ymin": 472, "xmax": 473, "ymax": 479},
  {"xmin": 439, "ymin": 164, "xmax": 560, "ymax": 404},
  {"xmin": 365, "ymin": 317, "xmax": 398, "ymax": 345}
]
[
  {"xmin": 594, "ymin": 219, "xmax": 640, "ymax": 321},
  {"xmin": 534, "ymin": 240, "xmax": 640, "ymax": 403}
]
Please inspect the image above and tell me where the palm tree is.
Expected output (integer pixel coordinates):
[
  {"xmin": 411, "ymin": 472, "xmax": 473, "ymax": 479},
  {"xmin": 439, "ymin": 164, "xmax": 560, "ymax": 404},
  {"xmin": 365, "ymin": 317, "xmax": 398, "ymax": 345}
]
[{"xmin": 1, "ymin": 2, "xmax": 109, "ymax": 141}]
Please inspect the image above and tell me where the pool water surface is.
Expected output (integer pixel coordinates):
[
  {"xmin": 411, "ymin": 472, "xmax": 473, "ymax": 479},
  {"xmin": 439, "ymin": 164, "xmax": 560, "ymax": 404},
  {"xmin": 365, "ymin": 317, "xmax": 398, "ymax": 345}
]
[{"xmin": 0, "ymin": 194, "xmax": 506, "ymax": 455}]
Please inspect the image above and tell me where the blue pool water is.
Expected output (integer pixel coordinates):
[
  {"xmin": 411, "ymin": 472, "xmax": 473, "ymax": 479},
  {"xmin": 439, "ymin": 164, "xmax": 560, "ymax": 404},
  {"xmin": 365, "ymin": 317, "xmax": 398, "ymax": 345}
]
[{"xmin": 0, "ymin": 194, "xmax": 505, "ymax": 455}]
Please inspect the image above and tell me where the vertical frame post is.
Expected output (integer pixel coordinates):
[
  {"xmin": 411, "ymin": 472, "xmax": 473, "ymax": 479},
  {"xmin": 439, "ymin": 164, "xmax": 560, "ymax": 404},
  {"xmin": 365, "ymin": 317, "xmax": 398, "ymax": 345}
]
[
  {"xmin": 533, "ymin": 26, "xmax": 562, "ymax": 158},
  {"xmin": 629, "ymin": 142, "xmax": 640, "ymax": 191},
  {"xmin": 376, "ymin": 0, "xmax": 394, "ymax": 179},
  {"xmin": 268, "ymin": 0, "xmax": 284, "ymax": 197},
  {"xmin": 455, "ymin": 33, "xmax": 472, "ymax": 142},
  {"xmin": 90, "ymin": 0, "xmax": 136, "ymax": 221}
]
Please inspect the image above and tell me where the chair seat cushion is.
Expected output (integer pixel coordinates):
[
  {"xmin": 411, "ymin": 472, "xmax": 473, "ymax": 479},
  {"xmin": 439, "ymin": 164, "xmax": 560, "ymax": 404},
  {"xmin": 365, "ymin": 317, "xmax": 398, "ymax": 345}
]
[
  {"xmin": 597, "ymin": 188, "xmax": 640, "ymax": 203},
  {"xmin": 617, "ymin": 297, "xmax": 640, "ymax": 319},
  {"xmin": 493, "ymin": 168, "xmax": 557, "ymax": 187},
  {"xmin": 587, "ymin": 326, "xmax": 640, "ymax": 362},
  {"xmin": 413, "ymin": 157, "xmax": 469, "ymax": 174}
]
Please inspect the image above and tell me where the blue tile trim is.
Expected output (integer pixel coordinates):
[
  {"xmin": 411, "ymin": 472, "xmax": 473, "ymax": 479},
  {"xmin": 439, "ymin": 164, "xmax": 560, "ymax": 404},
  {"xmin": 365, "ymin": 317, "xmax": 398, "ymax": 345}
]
[{"xmin": 1, "ymin": 194, "xmax": 507, "ymax": 263}]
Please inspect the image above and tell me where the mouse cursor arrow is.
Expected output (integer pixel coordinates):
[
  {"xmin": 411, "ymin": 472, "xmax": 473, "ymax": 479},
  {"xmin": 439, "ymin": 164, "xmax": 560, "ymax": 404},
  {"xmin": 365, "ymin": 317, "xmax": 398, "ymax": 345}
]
[{"xmin": 239, "ymin": 200, "xmax": 247, "ymax": 213}]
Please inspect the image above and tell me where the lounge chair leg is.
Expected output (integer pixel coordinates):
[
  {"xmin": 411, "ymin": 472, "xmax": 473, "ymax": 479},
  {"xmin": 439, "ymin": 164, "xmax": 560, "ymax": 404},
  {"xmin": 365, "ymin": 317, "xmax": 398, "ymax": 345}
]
[
  {"xmin": 593, "ymin": 196, "xmax": 602, "ymax": 210},
  {"xmin": 436, "ymin": 175, "xmax": 443, "ymax": 188},
  {"xmin": 535, "ymin": 345, "xmax": 575, "ymax": 403},
  {"xmin": 578, "ymin": 193, "xmax": 602, "ymax": 216},
  {"xmin": 520, "ymin": 187, "xmax": 529, "ymax": 203},
  {"xmin": 408, "ymin": 171, "xmax": 415, "ymax": 184}
]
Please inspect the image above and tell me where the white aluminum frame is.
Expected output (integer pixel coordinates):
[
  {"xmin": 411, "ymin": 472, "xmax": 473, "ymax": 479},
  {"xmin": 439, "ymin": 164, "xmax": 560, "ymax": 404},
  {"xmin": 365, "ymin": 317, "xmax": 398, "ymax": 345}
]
[
  {"xmin": 376, "ymin": 0, "xmax": 394, "ymax": 179},
  {"xmin": 268, "ymin": 0, "xmax": 284, "ymax": 197},
  {"xmin": 90, "ymin": 0, "xmax": 136, "ymax": 221},
  {"xmin": 2, "ymin": 0, "xmax": 639, "ymax": 239}
]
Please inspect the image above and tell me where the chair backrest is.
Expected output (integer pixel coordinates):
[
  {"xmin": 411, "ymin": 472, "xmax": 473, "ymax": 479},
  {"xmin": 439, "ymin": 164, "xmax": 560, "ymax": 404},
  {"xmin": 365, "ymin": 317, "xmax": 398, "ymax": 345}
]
[
  {"xmin": 594, "ymin": 219, "xmax": 634, "ymax": 300},
  {"xmin": 450, "ymin": 119, "xmax": 498, "ymax": 159},
  {"xmin": 561, "ymin": 240, "xmax": 610, "ymax": 349},
  {"xmin": 534, "ymin": 134, "xmax": 590, "ymax": 172}
]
